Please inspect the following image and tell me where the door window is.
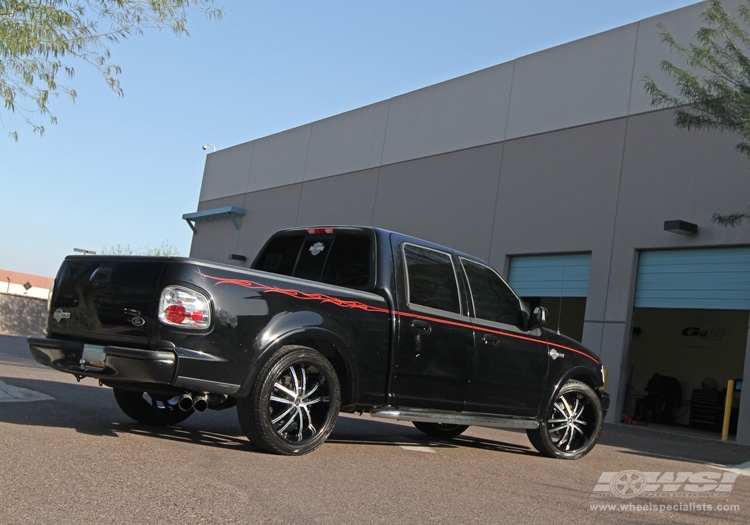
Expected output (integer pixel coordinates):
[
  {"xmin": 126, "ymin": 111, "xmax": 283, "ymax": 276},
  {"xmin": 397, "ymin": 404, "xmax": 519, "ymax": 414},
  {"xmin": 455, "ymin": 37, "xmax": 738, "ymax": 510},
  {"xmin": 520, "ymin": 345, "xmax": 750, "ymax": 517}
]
[
  {"xmin": 461, "ymin": 258, "xmax": 521, "ymax": 325},
  {"xmin": 403, "ymin": 244, "xmax": 461, "ymax": 314}
]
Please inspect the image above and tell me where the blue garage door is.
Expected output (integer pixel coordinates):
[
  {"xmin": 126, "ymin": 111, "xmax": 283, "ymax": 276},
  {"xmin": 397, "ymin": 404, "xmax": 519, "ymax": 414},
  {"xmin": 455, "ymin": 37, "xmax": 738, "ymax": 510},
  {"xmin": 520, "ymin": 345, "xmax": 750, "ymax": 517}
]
[
  {"xmin": 635, "ymin": 247, "xmax": 750, "ymax": 310},
  {"xmin": 508, "ymin": 253, "xmax": 591, "ymax": 297}
]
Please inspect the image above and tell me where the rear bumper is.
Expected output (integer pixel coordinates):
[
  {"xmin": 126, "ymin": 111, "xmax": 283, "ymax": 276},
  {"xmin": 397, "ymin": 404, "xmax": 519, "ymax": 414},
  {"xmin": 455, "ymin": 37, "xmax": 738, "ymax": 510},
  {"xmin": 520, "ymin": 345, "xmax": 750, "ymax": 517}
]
[
  {"xmin": 27, "ymin": 336, "xmax": 176, "ymax": 385},
  {"xmin": 27, "ymin": 336, "xmax": 242, "ymax": 395}
]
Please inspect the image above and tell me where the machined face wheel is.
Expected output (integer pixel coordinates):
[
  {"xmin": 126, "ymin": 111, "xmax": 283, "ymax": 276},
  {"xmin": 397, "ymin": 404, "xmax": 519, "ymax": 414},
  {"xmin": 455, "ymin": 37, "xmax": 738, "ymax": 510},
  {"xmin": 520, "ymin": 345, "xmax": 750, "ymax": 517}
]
[
  {"xmin": 238, "ymin": 345, "xmax": 341, "ymax": 455},
  {"xmin": 547, "ymin": 389, "xmax": 596, "ymax": 451},
  {"xmin": 526, "ymin": 379, "xmax": 603, "ymax": 460},
  {"xmin": 269, "ymin": 361, "xmax": 331, "ymax": 443}
]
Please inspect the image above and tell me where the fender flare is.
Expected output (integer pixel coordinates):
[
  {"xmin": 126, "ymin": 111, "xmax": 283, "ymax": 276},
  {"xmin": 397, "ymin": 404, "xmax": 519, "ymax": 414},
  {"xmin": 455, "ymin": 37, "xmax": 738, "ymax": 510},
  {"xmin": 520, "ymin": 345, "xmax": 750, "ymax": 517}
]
[{"xmin": 235, "ymin": 325, "xmax": 358, "ymax": 401}]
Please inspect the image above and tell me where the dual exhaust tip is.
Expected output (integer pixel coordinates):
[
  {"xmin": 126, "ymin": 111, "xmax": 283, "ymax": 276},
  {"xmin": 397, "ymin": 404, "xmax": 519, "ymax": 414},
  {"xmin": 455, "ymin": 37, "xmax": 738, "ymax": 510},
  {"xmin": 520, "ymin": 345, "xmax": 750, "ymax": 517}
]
[{"xmin": 178, "ymin": 393, "xmax": 208, "ymax": 412}]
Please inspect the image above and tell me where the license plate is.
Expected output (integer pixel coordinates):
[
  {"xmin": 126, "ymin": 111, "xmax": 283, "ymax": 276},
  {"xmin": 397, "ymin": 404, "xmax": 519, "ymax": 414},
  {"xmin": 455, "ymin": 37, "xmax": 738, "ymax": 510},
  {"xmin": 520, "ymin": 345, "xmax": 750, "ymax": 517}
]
[{"xmin": 82, "ymin": 344, "xmax": 106, "ymax": 369}]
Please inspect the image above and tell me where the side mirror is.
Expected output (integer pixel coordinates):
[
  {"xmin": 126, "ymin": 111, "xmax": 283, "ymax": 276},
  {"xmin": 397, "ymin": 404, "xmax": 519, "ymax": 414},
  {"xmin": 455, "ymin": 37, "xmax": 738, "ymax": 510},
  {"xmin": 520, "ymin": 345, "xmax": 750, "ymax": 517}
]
[{"xmin": 530, "ymin": 306, "xmax": 548, "ymax": 329}]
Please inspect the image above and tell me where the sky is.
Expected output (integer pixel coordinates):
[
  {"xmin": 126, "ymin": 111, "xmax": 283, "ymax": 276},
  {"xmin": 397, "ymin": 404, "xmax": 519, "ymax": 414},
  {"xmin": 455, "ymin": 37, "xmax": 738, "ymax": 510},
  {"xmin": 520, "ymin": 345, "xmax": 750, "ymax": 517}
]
[{"xmin": 1, "ymin": 0, "xmax": 701, "ymax": 278}]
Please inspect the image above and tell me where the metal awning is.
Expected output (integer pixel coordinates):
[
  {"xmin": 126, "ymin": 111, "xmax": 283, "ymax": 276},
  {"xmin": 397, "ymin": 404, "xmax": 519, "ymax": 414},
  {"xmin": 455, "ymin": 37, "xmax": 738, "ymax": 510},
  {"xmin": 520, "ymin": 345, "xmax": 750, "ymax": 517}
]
[{"xmin": 182, "ymin": 206, "xmax": 246, "ymax": 234}]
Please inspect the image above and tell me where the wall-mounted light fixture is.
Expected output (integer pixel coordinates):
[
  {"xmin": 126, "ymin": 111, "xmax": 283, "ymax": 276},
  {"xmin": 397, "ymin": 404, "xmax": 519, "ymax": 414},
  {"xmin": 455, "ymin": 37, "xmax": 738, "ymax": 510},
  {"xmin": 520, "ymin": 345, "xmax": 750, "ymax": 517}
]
[
  {"xmin": 229, "ymin": 254, "xmax": 247, "ymax": 262},
  {"xmin": 664, "ymin": 220, "xmax": 698, "ymax": 235}
]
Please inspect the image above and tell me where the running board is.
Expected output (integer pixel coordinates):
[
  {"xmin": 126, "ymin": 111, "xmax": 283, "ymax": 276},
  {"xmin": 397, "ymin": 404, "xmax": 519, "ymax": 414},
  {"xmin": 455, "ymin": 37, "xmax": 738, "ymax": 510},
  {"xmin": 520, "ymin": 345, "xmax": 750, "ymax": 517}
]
[{"xmin": 369, "ymin": 406, "xmax": 539, "ymax": 430}]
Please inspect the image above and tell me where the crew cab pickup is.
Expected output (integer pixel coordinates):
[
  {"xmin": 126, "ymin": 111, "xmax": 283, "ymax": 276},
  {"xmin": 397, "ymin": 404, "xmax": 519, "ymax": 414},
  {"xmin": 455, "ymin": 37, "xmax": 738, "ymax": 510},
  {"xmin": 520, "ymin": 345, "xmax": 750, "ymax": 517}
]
[{"xmin": 28, "ymin": 226, "xmax": 609, "ymax": 458}]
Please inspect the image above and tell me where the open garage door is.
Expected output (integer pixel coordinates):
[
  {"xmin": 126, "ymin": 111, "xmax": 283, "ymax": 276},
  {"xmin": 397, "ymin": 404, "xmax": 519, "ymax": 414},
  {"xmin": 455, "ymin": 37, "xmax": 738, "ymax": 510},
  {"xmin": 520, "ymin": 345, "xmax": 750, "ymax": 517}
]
[
  {"xmin": 508, "ymin": 253, "xmax": 591, "ymax": 342},
  {"xmin": 628, "ymin": 247, "xmax": 749, "ymax": 436}
]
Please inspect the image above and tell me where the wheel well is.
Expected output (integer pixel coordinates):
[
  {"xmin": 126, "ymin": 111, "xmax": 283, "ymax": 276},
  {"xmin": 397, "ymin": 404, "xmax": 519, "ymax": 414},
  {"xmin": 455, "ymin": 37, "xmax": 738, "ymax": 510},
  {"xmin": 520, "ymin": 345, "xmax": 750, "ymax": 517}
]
[
  {"xmin": 569, "ymin": 373, "xmax": 597, "ymax": 390},
  {"xmin": 293, "ymin": 338, "xmax": 352, "ymax": 405}
]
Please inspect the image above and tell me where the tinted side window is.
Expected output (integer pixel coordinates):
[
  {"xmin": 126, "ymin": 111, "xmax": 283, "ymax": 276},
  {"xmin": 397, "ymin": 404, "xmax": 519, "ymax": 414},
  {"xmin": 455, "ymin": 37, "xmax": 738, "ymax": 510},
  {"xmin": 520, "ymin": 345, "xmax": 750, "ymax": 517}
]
[
  {"xmin": 462, "ymin": 258, "xmax": 520, "ymax": 325},
  {"xmin": 404, "ymin": 244, "xmax": 460, "ymax": 314}
]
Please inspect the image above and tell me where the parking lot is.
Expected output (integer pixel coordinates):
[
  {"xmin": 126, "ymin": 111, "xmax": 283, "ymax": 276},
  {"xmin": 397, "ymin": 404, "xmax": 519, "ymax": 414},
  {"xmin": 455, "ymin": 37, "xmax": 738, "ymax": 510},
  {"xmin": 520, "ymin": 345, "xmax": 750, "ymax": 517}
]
[{"xmin": 1, "ymin": 334, "xmax": 748, "ymax": 524}]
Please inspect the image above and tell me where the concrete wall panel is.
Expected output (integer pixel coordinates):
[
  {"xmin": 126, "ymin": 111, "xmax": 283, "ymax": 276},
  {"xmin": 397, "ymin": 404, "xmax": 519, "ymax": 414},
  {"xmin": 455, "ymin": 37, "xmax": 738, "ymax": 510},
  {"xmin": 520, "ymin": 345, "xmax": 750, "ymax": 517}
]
[
  {"xmin": 491, "ymin": 120, "xmax": 627, "ymax": 259},
  {"xmin": 372, "ymin": 144, "xmax": 503, "ymax": 259},
  {"xmin": 304, "ymin": 102, "xmax": 389, "ymax": 181},
  {"xmin": 629, "ymin": 2, "xmax": 710, "ymax": 115},
  {"xmin": 297, "ymin": 169, "xmax": 380, "ymax": 226},
  {"xmin": 198, "ymin": 142, "xmax": 254, "ymax": 202},
  {"xmin": 233, "ymin": 185, "xmax": 304, "ymax": 263},
  {"xmin": 247, "ymin": 124, "xmax": 311, "ymax": 192},
  {"xmin": 382, "ymin": 64, "xmax": 513, "ymax": 165},
  {"xmin": 188, "ymin": 196, "xmax": 245, "ymax": 263},
  {"xmin": 506, "ymin": 25, "xmax": 638, "ymax": 140}
]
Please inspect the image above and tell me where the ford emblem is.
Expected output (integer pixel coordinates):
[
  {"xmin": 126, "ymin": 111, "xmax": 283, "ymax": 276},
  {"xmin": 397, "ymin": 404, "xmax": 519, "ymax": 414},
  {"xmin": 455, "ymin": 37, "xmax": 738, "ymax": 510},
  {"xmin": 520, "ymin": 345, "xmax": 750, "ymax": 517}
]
[{"xmin": 131, "ymin": 317, "xmax": 146, "ymax": 327}]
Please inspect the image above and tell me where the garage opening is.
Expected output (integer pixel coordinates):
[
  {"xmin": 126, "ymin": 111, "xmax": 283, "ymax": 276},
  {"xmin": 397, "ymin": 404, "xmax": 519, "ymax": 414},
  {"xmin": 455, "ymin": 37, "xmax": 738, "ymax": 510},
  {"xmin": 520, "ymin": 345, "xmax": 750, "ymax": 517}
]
[
  {"xmin": 626, "ymin": 247, "xmax": 749, "ymax": 436},
  {"xmin": 508, "ymin": 253, "xmax": 590, "ymax": 342}
]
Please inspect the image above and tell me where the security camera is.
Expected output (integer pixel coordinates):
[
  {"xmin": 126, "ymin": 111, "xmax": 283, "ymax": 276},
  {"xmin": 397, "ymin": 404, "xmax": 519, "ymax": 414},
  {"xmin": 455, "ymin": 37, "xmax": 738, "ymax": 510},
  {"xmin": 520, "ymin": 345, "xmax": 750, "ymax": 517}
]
[{"xmin": 202, "ymin": 144, "xmax": 209, "ymax": 150}]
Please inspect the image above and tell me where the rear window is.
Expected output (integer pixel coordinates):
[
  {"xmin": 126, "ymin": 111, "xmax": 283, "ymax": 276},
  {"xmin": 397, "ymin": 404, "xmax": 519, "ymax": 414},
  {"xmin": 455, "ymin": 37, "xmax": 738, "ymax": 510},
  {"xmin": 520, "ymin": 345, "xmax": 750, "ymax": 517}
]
[{"xmin": 254, "ymin": 231, "xmax": 373, "ymax": 289}]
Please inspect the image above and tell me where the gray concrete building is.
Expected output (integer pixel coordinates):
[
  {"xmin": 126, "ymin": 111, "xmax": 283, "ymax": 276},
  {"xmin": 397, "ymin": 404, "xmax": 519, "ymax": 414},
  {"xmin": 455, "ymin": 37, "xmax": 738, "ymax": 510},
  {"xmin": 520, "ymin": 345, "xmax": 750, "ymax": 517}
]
[{"xmin": 185, "ymin": 1, "xmax": 750, "ymax": 444}]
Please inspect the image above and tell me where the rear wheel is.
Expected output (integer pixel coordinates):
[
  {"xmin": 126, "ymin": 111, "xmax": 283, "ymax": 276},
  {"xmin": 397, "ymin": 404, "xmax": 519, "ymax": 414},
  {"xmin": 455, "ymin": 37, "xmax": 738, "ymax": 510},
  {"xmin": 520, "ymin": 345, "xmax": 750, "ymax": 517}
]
[
  {"xmin": 113, "ymin": 388, "xmax": 193, "ymax": 426},
  {"xmin": 412, "ymin": 421, "xmax": 468, "ymax": 440},
  {"xmin": 238, "ymin": 345, "xmax": 341, "ymax": 455},
  {"xmin": 526, "ymin": 380, "xmax": 603, "ymax": 460}
]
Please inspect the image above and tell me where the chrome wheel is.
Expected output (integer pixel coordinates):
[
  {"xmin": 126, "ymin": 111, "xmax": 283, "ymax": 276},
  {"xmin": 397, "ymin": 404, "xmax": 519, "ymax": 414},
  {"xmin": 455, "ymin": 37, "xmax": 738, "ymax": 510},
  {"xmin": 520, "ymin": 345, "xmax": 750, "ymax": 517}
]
[
  {"xmin": 526, "ymin": 379, "xmax": 603, "ymax": 459},
  {"xmin": 547, "ymin": 389, "xmax": 594, "ymax": 451},
  {"xmin": 269, "ymin": 362, "xmax": 330, "ymax": 442},
  {"xmin": 238, "ymin": 345, "xmax": 341, "ymax": 455}
]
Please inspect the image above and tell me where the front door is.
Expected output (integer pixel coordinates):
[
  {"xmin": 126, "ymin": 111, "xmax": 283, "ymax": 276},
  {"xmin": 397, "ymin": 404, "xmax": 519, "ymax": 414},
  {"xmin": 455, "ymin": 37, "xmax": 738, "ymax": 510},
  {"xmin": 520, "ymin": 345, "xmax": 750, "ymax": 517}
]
[{"xmin": 460, "ymin": 258, "xmax": 549, "ymax": 416}]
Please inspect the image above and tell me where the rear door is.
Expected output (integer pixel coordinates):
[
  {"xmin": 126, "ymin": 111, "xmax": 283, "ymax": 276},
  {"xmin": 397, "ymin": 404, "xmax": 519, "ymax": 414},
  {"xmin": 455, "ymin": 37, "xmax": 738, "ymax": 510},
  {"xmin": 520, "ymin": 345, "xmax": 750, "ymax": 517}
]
[
  {"xmin": 391, "ymin": 238, "xmax": 474, "ymax": 411},
  {"xmin": 460, "ymin": 258, "xmax": 549, "ymax": 417}
]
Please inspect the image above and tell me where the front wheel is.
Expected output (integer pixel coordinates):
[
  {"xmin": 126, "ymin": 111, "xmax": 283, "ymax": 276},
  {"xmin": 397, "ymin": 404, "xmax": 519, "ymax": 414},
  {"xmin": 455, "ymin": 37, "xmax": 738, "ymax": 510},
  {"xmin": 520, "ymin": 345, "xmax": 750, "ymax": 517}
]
[
  {"xmin": 412, "ymin": 421, "xmax": 468, "ymax": 440},
  {"xmin": 113, "ymin": 388, "xmax": 193, "ymax": 426},
  {"xmin": 237, "ymin": 345, "xmax": 341, "ymax": 455},
  {"xmin": 526, "ymin": 380, "xmax": 603, "ymax": 460}
]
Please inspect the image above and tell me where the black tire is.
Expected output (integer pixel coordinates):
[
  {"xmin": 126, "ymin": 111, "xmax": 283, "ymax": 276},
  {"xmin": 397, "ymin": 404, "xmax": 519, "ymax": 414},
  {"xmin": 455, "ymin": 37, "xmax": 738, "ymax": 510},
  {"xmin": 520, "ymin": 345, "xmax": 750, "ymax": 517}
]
[
  {"xmin": 526, "ymin": 379, "xmax": 603, "ymax": 460},
  {"xmin": 237, "ymin": 345, "xmax": 341, "ymax": 455},
  {"xmin": 412, "ymin": 421, "xmax": 468, "ymax": 440},
  {"xmin": 113, "ymin": 388, "xmax": 194, "ymax": 426}
]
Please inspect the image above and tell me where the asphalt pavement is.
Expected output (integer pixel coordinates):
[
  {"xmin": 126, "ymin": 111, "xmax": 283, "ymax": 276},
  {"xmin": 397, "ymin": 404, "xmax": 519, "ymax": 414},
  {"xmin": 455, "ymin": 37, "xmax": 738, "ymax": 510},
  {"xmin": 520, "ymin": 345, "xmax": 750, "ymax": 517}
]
[{"xmin": 2, "ymin": 333, "xmax": 749, "ymax": 525}]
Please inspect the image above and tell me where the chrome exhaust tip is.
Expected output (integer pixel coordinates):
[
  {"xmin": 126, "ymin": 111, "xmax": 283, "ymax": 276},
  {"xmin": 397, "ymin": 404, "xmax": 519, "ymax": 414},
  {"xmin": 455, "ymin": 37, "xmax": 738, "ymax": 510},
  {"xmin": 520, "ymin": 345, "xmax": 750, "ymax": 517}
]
[
  {"xmin": 193, "ymin": 394, "xmax": 208, "ymax": 412},
  {"xmin": 178, "ymin": 393, "xmax": 194, "ymax": 412}
]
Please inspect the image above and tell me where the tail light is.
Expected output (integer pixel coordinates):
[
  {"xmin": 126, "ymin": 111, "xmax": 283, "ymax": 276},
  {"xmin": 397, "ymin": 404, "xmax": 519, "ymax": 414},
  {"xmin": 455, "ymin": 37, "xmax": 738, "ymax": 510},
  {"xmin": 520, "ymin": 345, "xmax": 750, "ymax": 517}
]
[
  {"xmin": 306, "ymin": 227, "xmax": 336, "ymax": 235},
  {"xmin": 158, "ymin": 285, "xmax": 211, "ymax": 330}
]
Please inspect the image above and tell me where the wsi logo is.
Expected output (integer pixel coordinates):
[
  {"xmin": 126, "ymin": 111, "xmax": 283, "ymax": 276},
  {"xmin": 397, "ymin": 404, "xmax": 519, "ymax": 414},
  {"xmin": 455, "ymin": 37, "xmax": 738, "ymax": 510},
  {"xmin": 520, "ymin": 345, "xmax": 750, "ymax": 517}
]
[{"xmin": 593, "ymin": 470, "xmax": 738, "ymax": 498}]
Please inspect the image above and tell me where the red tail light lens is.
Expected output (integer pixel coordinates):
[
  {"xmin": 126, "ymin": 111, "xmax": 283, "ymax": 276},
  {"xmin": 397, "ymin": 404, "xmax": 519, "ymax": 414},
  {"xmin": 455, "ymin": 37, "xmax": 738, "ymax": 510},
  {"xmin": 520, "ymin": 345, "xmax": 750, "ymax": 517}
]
[
  {"xmin": 306, "ymin": 227, "xmax": 335, "ymax": 235},
  {"xmin": 158, "ymin": 286, "xmax": 211, "ymax": 329}
]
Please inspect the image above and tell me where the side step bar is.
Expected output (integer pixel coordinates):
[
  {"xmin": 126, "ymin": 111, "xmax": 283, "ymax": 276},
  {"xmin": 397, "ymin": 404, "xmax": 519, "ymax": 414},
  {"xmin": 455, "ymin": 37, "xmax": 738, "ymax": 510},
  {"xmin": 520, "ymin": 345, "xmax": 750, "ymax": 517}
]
[{"xmin": 370, "ymin": 406, "xmax": 539, "ymax": 430}]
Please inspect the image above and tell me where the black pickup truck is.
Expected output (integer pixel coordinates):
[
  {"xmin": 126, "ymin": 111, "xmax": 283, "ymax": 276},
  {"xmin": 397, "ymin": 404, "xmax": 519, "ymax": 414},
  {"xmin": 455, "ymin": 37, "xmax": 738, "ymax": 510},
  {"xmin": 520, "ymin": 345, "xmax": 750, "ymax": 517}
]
[{"xmin": 28, "ymin": 226, "xmax": 609, "ymax": 458}]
